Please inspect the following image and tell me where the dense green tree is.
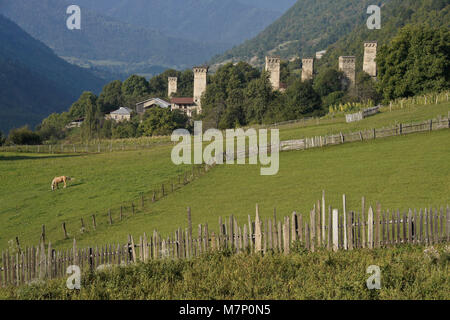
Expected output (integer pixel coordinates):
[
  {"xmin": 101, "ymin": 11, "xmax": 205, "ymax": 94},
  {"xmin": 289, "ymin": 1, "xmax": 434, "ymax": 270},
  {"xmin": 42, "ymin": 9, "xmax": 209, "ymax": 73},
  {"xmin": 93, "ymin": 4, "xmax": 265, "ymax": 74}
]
[
  {"xmin": 377, "ymin": 25, "xmax": 450, "ymax": 101},
  {"xmin": 122, "ymin": 75, "xmax": 151, "ymax": 109},
  {"xmin": 0, "ymin": 130, "xmax": 5, "ymax": 146},
  {"xmin": 112, "ymin": 118, "xmax": 139, "ymax": 139},
  {"xmin": 8, "ymin": 126, "xmax": 42, "ymax": 145},
  {"xmin": 97, "ymin": 80, "xmax": 124, "ymax": 114},
  {"xmin": 202, "ymin": 62, "xmax": 260, "ymax": 127},
  {"xmin": 36, "ymin": 112, "xmax": 70, "ymax": 142},
  {"xmin": 138, "ymin": 108, "xmax": 188, "ymax": 137},
  {"xmin": 354, "ymin": 72, "xmax": 382, "ymax": 104},
  {"xmin": 243, "ymin": 72, "xmax": 274, "ymax": 124},
  {"xmin": 283, "ymin": 80, "xmax": 323, "ymax": 119},
  {"xmin": 68, "ymin": 92, "xmax": 98, "ymax": 120},
  {"xmin": 313, "ymin": 68, "xmax": 345, "ymax": 97}
]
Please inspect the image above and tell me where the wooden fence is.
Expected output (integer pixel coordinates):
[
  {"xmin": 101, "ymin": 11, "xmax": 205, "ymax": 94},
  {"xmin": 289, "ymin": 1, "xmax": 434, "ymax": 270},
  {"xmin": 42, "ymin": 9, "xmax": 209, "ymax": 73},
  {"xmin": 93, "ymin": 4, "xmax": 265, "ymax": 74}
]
[
  {"xmin": 1, "ymin": 194, "xmax": 448, "ymax": 287},
  {"xmin": 280, "ymin": 116, "xmax": 449, "ymax": 152}
]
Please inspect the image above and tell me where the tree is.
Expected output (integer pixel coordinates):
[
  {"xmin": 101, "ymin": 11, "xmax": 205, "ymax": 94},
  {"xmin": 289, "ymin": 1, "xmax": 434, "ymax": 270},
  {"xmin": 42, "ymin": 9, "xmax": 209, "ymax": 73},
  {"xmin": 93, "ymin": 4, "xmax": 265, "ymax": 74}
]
[
  {"xmin": 313, "ymin": 68, "xmax": 346, "ymax": 97},
  {"xmin": 377, "ymin": 25, "xmax": 450, "ymax": 101},
  {"xmin": 37, "ymin": 112, "xmax": 70, "ymax": 142},
  {"xmin": 68, "ymin": 92, "xmax": 98, "ymax": 120},
  {"xmin": 122, "ymin": 75, "xmax": 150, "ymax": 109},
  {"xmin": 284, "ymin": 80, "xmax": 323, "ymax": 119},
  {"xmin": 243, "ymin": 71, "xmax": 274, "ymax": 124},
  {"xmin": 0, "ymin": 130, "xmax": 5, "ymax": 146},
  {"xmin": 354, "ymin": 72, "xmax": 382, "ymax": 104},
  {"xmin": 8, "ymin": 126, "xmax": 42, "ymax": 145},
  {"xmin": 138, "ymin": 108, "xmax": 188, "ymax": 137},
  {"xmin": 97, "ymin": 80, "xmax": 124, "ymax": 114}
]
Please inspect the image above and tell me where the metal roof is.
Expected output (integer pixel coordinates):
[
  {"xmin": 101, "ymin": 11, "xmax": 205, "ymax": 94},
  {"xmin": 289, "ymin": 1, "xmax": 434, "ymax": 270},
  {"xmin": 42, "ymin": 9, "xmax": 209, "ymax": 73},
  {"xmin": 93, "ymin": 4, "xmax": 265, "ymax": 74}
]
[{"xmin": 111, "ymin": 107, "xmax": 132, "ymax": 115}]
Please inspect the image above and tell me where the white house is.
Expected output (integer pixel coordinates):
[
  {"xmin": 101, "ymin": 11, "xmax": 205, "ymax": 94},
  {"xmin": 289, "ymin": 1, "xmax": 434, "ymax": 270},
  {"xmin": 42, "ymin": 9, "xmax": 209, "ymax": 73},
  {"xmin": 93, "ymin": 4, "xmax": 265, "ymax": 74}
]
[{"xmin": 108, "ymin": 107, "xmax": 132, "ymax": 122}]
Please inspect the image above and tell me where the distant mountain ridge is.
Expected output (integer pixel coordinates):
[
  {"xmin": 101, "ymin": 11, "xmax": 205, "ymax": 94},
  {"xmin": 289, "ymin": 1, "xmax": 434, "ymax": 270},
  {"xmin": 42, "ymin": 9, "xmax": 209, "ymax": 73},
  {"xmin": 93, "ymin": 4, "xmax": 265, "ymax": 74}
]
[
  {"xmin": 72, "ymin": 0, "xmax": 292, "ymax": 46},
  {"xmin": 0, "ymin": 0, "xmax": 227, "ymax": 77},
  {"xmin": 0, "ymin": 0, "xmax": 297, "ymax": 77},
  {"xmin": 0, "ymin": 14, "xmax": 106, "ymax": 134}
]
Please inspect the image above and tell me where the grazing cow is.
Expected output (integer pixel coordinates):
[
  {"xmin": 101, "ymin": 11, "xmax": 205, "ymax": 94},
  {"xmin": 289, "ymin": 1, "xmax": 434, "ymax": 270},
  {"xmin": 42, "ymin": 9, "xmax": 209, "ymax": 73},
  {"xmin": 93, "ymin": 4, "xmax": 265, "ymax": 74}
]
[{"xmin": 51, "ymin": 176, "xmax": 72, "ymax": 191}]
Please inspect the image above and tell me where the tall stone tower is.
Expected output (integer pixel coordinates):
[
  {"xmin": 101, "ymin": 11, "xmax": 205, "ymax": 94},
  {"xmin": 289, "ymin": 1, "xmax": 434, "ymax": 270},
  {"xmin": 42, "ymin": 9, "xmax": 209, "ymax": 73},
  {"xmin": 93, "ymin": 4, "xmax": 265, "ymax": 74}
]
[
  {"xmin": 265, "ymin": 56, "xmax": 280, "ymax": 90},
  {"xmin": 339, "ymin": 56, "xmax": 356, "ymax": 87},
  {"xmin": 363, "ymin": 41, "xmax": 378, "ymax": 77},
  {"xmin": 193, "ymin": 66, "xmax": 208, "ymax": 112},
  {"xmin": 301, "ymin": 58, "xmax": 314, "ymax": 81},
  {"xmin": 168, "ymin": 77, "xmax": 177, "ymax": 97}
]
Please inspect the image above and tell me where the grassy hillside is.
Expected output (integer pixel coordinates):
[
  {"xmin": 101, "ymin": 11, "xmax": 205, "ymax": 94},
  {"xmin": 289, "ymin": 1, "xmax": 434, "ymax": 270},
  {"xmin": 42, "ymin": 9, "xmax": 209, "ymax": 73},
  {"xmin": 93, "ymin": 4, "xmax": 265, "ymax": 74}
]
[
  {"xmin": 0, "ymin": 144, "xmax": 192, "ymax": 251},
  {"xmin": 0, "ymin": 15, "xmax": 106, "ymax": 133},
  {"xmin": 1, "ymin": 245, "xmax": 448, "ymax": 299},
  {"xmin": 0, "ymin": 100, "xmax": 448, "ymax": 251}
]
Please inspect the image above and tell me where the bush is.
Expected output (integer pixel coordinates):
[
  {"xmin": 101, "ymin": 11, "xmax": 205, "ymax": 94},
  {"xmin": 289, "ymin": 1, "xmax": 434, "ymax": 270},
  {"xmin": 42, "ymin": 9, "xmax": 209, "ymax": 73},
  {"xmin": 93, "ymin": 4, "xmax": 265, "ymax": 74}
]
[{"xmin": 7, "ymin": 126, "xmax": 42, "ymax": 145}]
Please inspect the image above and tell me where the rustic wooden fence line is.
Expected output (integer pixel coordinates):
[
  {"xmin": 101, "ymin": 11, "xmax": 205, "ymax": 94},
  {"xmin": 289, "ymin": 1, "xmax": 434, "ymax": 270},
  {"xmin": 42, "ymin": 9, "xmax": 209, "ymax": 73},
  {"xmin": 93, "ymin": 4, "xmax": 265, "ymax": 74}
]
[
  {"xmin": 279, "ymin": 116, "xmax": 449, "ymax": 152},
  {"xmin": 1, "ymin": 194, "xmax": 448, "ymax": 287}
]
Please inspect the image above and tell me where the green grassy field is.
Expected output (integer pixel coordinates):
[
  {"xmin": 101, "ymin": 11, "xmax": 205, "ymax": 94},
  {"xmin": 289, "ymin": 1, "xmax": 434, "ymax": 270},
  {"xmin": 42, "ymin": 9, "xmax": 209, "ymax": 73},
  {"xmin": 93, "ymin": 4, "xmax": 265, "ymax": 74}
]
[
  {"xmin": 65, "ymin": 129, "xmax": 449, "ymax": 248},
  {"xmin": 0, "ymin": 145, "xmax": 191, "ymax": 251},
  {"xmin": 1, "ymin": 245, "xmax": 448, "ymax": 300},
  {"xmin": 0, "ymin": 102, "xmax": 449, "ymax": 251}
]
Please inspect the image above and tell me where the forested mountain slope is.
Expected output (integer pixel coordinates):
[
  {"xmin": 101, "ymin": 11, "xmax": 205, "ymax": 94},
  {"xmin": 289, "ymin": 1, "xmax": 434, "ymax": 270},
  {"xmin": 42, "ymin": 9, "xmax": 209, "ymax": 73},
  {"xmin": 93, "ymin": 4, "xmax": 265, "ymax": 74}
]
[{"xmin": 0, "ymin": 15, "xmax": 105, "ymax": 133}]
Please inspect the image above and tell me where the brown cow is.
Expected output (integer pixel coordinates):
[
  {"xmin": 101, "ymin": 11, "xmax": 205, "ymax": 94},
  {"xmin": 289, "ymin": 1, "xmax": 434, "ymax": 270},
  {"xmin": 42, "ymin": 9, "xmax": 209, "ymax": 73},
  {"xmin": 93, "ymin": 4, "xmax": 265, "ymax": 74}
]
[{"xmin": 51, "ymin": 176, "xmax": 72, "ymax": 191}]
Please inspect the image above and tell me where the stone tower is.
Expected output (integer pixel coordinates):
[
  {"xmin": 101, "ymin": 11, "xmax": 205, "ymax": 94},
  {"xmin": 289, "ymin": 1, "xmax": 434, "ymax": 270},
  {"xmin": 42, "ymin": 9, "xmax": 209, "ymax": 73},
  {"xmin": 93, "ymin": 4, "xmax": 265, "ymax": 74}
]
[
  {"xmin": 193, "ymin": 66, "xmax": 208, "ymax": 112},
  {"xmin": 301, "ymin": 58, "xmax": 314, "ymax": 81},
  {"xmin": 363, "ymin": 41, "xmax": 378, "ymax": 77},
  {"xmin": 265, "ymin": 56, "xmax": 280, "ymax": 90},
  {"xmin": 168, "ymin": 77, "xmax": 177, "ymax": 97},
  {"xmin": 339, "ymin": 56, "xmax": 356, "ymax": 87}
]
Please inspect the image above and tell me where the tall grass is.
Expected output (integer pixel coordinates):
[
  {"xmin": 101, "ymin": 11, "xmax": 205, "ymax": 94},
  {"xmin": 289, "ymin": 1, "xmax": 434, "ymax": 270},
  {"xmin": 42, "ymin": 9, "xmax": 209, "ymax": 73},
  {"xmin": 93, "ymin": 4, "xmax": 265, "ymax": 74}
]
[{"xmin": 1, "ymin": 244, "xmax": 448, "ymax": 300}]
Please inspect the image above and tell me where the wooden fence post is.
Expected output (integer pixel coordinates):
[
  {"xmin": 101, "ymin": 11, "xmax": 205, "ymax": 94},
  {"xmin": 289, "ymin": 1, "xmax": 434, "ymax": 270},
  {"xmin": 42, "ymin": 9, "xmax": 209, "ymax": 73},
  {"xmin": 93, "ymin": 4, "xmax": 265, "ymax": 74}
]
[
  {"xmin": 41, "ymin": 225, "xmax": 46, "ymax": 246},
  {"xmin": 367, "ymin": 207, "xmax": 374, "ymax": 249},
  {"xmin": 322, "ymin": 191, "xmax": 326, "ymax": 244},
  {"xmin": 332, "ymin": 209, "xmax": 339, "ymax": 252},
  {"xmin": 347, "ymin": 211, "xmax": 353, "ymax": 250},
  {"xmin": 283, "ymin": 217, "xmax": 290, "ymax": 255},
  {"xmin": 343, "ymin": 194, "xmax": 348, "ymax": 250},
  {"xmin": 62, "ymin": 222, "xmax": 68, "ymax": 239},
  {"xmin": 108, "ymin": 210, "xmax": 113, "ymax": 225},
  {"xmin": 92, "ymin": 214, "xmax": 96, "ymax": 230},
  {"xmin": 255, "ymin": 205, "xmax": 262, "ymax": 253},
  {"xmin": 310, "ymin": 209, "xmax": 316, "ymax": 251}
]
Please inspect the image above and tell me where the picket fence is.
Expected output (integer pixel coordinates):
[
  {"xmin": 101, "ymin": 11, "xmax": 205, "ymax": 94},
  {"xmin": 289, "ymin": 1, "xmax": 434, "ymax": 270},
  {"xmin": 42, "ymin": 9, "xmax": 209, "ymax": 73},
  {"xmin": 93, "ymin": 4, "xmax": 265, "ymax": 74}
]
[{"xmin": 0, "ymin": 194, "xmax": 449, "ymax": 287}]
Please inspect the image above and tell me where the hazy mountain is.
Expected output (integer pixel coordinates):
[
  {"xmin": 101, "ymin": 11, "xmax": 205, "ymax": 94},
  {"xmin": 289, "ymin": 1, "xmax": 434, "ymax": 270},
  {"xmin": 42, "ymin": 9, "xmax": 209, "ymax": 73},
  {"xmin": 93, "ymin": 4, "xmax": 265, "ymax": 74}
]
[
  {"xmin": 0, "ymin": 15, "xmax": 106, "ymax": 134},
  {"xmin": 238, "ymin": 0, "xmax": 297, "ymax": 12},
  {"xmin": 0, "ymin": 0, "xmax": 228, "ymax": 77},
  {"xmin": 71, "ymin": 0, "xmax": 288, "ymax": 46}
]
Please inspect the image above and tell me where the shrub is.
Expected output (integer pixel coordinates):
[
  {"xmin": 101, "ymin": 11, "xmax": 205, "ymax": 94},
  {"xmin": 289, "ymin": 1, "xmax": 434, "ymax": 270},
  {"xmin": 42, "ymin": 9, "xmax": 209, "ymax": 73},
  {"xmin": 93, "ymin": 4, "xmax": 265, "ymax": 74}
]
[{"xmin": 7, "ymin": 126, "xmax": 42, "ymax": 145}]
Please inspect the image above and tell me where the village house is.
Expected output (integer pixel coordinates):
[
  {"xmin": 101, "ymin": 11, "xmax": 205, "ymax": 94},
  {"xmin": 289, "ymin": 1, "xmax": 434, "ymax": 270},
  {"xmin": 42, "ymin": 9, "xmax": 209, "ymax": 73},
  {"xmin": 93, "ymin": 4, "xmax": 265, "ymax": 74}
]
[
  {"xmin": 65, "ymin": 117, "xmax": 84, "ymax": 129},
  {"xmin": 170, "ymin": 97, "xmax": 197, "ymax": 117},
  {"xmin": 107, "ymin": 107, "xmax": 133, "ymax": 122},
  {"xmin": 135, "ymin": 98, "xmax": 171, "ymax": 115}
]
